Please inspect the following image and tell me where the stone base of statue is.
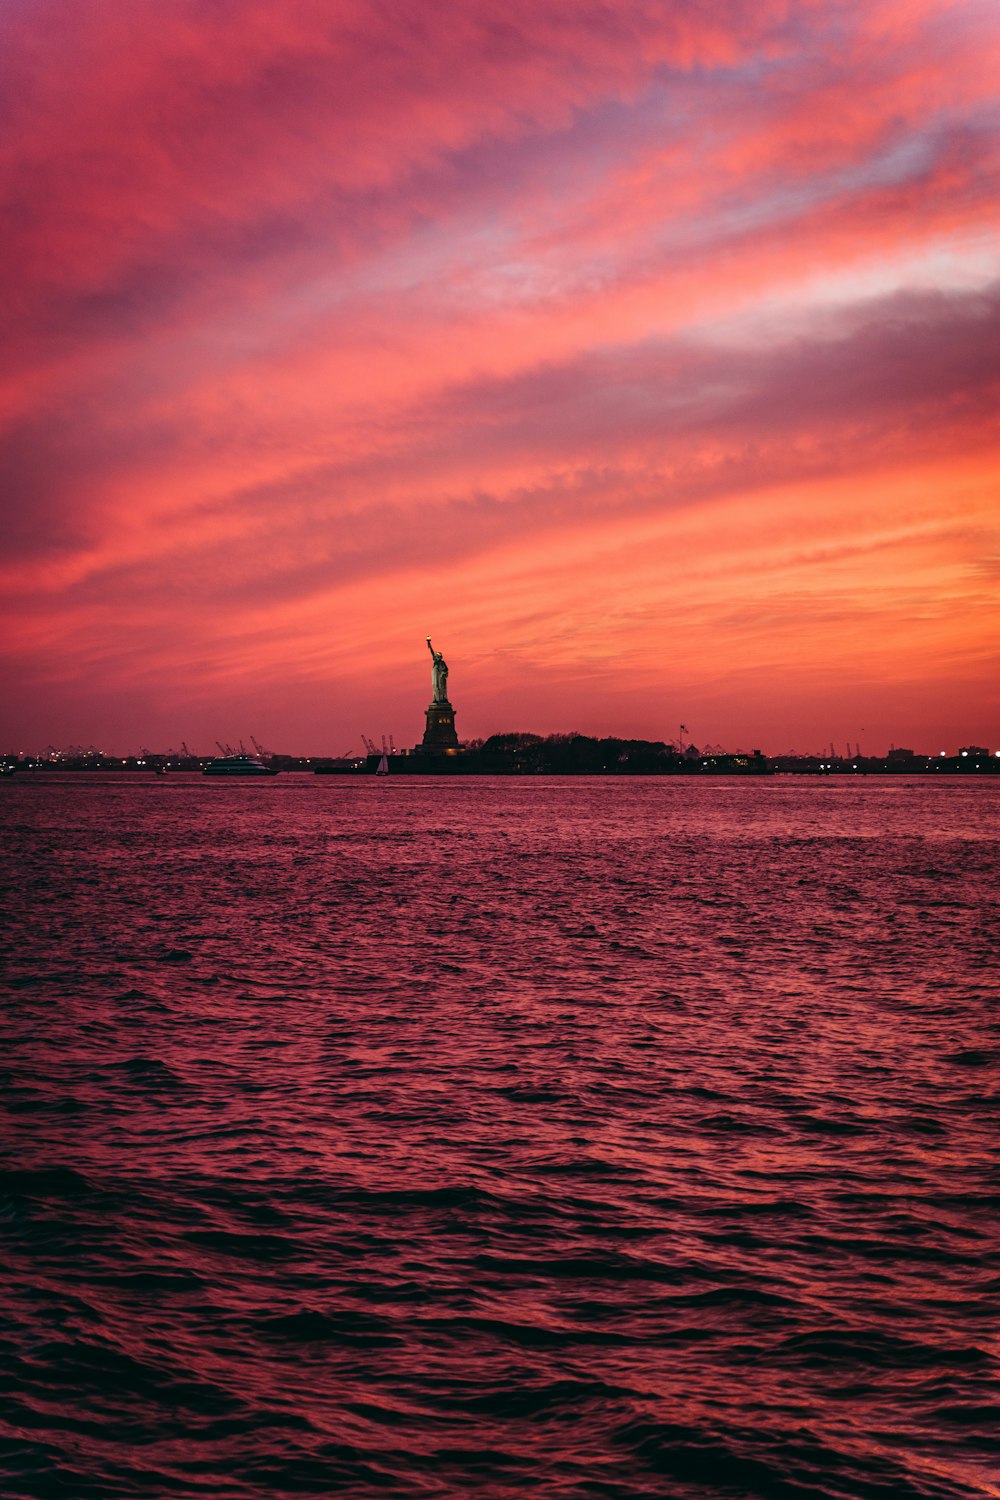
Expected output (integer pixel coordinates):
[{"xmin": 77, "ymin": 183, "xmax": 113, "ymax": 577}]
[{"xmin": 420, "ymin": 699, "xmax": 459, "ymax": 753}]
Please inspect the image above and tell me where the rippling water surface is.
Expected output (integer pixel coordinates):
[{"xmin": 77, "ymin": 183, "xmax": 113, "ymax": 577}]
[{"xmin": 1, "ymin": 775, "xmax": 998, "ymax": 1499}]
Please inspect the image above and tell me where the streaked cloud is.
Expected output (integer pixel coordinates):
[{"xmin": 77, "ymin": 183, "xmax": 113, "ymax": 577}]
[{"xmin": 2, "ymin": 0, "xmax": 998, "ymax": 752}]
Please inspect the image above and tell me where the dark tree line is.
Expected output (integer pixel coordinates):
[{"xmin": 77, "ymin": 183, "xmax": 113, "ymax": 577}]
[{"xmin": 469, "ymin": 732, "xmax": 762, "ymax": 774}]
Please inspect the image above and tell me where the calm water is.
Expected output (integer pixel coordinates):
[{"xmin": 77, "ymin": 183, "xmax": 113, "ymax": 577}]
[{"xmin": 1, "ymin": 776, "xmax": 998, "ymax": 1500}]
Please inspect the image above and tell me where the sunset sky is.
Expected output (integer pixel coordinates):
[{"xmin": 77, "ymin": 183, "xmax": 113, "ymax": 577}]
[{"xmin": 3, "ymin": 0, "xmax": 999, "ymax": 755}]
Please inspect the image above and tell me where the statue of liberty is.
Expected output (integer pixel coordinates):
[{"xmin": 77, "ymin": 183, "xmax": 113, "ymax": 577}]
[
  {"xmin": 426, "ymin": 638, "xmax": 449, "ymax": 703},
  {"xmin": 421, "ymin": 637, "xmax": 459, "ymax": 751}
]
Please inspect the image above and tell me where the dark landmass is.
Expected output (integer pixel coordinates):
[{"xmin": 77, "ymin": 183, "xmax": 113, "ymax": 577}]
[
  {"xmin": 345, "ymin": 735, "xmax": 997, "ymax": 775},
  {"xmin": 4, "ymin": 736, "xmax": 997, "ymax": 778},
  {"xmin": 353, "ymin": 733, "xmax": 771, "ymax": 775}
]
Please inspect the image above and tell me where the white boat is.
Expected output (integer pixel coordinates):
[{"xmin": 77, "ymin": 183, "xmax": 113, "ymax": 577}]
[
  {"xmin": 202, "ymin": 754, "xmax": 278, "ymax": 777},
  {"xmin": 376, "ymin": 753, "xmax": 389, "ymax": 776}
]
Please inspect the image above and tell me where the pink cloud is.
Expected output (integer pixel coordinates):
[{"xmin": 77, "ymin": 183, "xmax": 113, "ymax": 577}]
[{"xmin": 1, "ymin": 0, "xmax": 999, "ymax": 751}]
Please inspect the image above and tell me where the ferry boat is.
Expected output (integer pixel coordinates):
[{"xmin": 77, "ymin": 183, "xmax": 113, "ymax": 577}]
[{"xmin": 202, "ymin": 753, "xmax": 278, "ymax": 777}]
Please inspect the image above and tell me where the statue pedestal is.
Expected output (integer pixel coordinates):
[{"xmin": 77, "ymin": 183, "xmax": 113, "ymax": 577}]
[{"xmin": 421, "ymin": 699, "xmax": 459, "ymax": 753}]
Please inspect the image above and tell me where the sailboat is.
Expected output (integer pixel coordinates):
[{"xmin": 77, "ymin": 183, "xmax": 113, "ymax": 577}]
[{"xmin": 376, "ymin": 751, "xmax": 389, "ymax": 776}]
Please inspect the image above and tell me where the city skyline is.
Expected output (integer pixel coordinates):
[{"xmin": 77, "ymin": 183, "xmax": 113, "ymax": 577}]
[{"xmin": 2, "ymin": 1, "xmax": 999, "ymax": 754}]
